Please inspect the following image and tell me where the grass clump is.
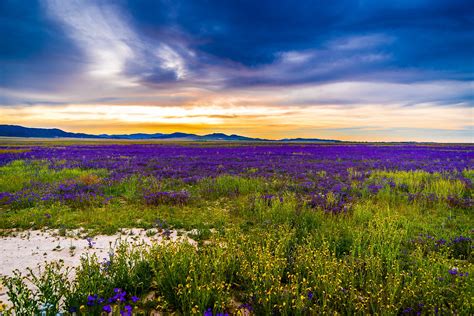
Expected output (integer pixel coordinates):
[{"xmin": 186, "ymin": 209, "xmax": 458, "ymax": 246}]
[{"xmin": 0, "ymin": 160, "xmax": 108, "ymax": 192}]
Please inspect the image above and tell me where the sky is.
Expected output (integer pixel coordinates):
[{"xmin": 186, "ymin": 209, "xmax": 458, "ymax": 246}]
[{"xmin": 0, "ymin": 0, "xmax": 473, "ymax": 142}]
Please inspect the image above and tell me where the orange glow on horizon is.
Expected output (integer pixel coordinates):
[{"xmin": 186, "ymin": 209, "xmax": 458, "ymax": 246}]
[{"xmin": 0, "ymin": 102, "xmax": 472, "ymax": 142}]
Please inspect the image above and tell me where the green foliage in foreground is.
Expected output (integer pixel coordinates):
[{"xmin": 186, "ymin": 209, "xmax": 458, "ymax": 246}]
[
  {"xmin": 0, "ymin": 163, "xmax": 473, "ymax": 314},
  {"xmin": 1, "ymin": 199, "xmax": 473, "ymax": 315}
]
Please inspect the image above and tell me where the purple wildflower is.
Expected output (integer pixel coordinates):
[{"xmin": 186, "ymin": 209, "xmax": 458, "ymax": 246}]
[
  {"xmin": 86, "ymin": 237, "xmax": 95, "ymax": 248},
  {"xmin": 120, "ymin": 308, "xmax": 132, "ymax": 316}
]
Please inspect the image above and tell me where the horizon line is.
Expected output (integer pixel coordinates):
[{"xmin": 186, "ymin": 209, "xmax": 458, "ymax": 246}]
[{"xmin": 1, "ymin": 124, "xmax": 473, "ymax": 144}]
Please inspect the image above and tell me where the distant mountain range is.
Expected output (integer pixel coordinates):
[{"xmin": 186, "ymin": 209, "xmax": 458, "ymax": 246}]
[{"xmin": 0, "ymin": 125, "xmax": 341, "ymax": 142}]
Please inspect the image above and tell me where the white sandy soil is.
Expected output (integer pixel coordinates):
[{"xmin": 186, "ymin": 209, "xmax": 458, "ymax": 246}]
[{"xmin": 0, "ymin": 228, "xmax": 195, "ymax": 305}]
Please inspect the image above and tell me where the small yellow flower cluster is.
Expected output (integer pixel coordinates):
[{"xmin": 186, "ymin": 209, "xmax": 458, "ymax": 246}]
[{"xmin": 0, "ymin": 301, "xmax": 7, "ymax": 313}]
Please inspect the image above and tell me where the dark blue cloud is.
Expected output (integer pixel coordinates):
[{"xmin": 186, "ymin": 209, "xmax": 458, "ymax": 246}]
[
  {"xmin": 0, "ymin": 0, "xmax": 84, "ymax": 90},
  {"xmin": 1, "ymin": 0, "xmax": 473, "ymax": 95},
  {"xmin": 124, "ymin": 0, "xmax": 474, "ymax": 87},
  {"xmin": 171, "ymin": 2, "xmax": 468, "ymax": 56},
  {"xmin": 126, "ymin": 0, "xmax": 351, "ymax": 66}
]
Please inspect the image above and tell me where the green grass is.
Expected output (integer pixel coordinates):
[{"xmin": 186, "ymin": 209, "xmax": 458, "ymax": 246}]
[
  {"xmin": 196, "ymin": 175, "xmax": 268, "ymax": 199},
  {"xmin": 371, "ymin": 170, "xmax": 468, "ymax": 198},
  {"xmin": 0, "ymin": 161, "xmax": 473, "ymax": 315},
  {"xmin": 0, "ymin": 160, "xmax": 108, "ymax": 192}
]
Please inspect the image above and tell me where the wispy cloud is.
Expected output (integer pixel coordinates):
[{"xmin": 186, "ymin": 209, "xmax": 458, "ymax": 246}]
[
  {"xmin": 45, "ymin": 0, "xmax": 191, "ymax": 87},
  {"xmin": 326, "ymin": 34, "xmax": 394, "ymax": 50},
  {"xmin": 45, "ymin": 0, "xmax": 138, "ymax": 86}
]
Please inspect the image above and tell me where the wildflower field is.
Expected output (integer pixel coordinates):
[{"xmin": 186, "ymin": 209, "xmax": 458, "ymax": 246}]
[{"xmin": 0, "ymin": 142, "xmax": 473, "ymax": 315}]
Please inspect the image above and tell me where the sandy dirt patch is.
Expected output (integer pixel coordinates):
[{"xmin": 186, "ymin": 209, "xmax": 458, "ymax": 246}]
[{"xmin": 0, "ymin": 228, "xmax": 195, "ymax": 305}]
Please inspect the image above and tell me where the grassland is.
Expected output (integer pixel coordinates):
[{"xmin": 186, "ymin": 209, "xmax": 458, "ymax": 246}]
[{"xmin": 0, "ymin": 141, "xmax": 472, "ymax": 315}]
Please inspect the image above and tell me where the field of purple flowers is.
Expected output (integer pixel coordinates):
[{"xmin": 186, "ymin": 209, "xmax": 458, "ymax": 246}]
[{"xmin": 0, "ymin": 142, "xmax": 473, "ymax": 315}]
